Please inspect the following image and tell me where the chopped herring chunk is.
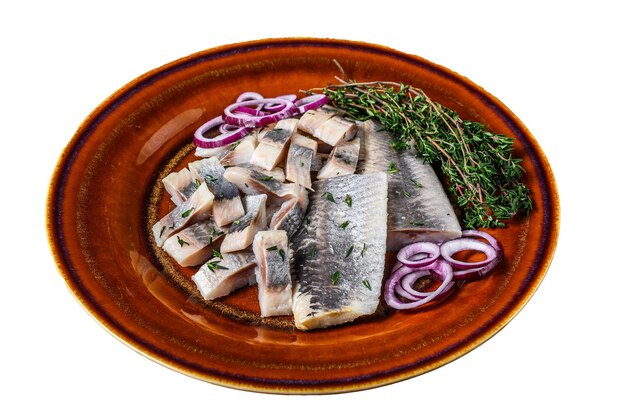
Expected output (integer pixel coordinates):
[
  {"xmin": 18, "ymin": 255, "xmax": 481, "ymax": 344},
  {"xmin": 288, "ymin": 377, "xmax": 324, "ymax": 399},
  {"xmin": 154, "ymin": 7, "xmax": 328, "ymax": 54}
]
[
  {"xmin": 192, "ymin": 252, "xmax": 256, "ymax": 300},
  {"xmin": 224, "ymin": 166, "xmax": 299, "ymax": 198},
  {"xmin": 162, "ymin": 167, "xmax": 198, "ymax": 206},
  {"xmin": 162, "ymin": 220, "xmax": 227, "ymax": 267},
  {"xmin": 220, "ymin": 194, "xmax": 268, "ymax": 253},
  {"xmin": 152, "ymin": 182, "xmax": 214, "ymax": 247},
  {"xmin": 316, "ymin": 128, "xmax": 361, "ymax": 179},
  {"xmin": 269, "ymin": 185, "xmax": 309, "ymax": 238},
  {"xmin": 219, "ymin": 133, "xmax": 258, "ymax": 167},
  {"xmin": 252, "ymin": 230, "xmax": 293, "ymax": 317},
  {"xmin": 313, "ymin": 116, "xmax": 357, "ymax": 147},
  {"xmin": 286, "ymin": 134, "xmax": 318, "ymax": 189},
  {"xmin": 249, "ymin": 118, "xmax": 298, "ymax": 170}
]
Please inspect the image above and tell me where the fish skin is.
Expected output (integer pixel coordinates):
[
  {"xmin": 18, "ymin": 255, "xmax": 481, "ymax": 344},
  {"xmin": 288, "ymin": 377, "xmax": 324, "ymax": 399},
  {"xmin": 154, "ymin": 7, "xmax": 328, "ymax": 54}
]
[
  {"xmin": 285, "ymin": 143, "xmax": 314, "ymax": 188},
  {"xmin": 152, "ymin": 182, "xmax": 214, "ymax": 247},
  {"xmin": 220, "ymin": 194, "xmax": 267, "ymax": 253},
  {"xmin": 316, "ymin": 129, "xmax": 361, "ymax": 179},
  {"xmin": 192, "ymin": 251, "xmax": 256, "ymax": 301},
  {"xmin": 252, "ymin": 230, "xmax": 293, "ymax": 317},
  {"xmin": 224, "ymin": 166, "xmax": 298, "ymax": 199},
  {"xmin": 269, "ymin": 185, "xmax": 309, "ymax": 238},
  {"xmin": 162, "ymin": 220, "xmax": 227, "ymax": 267},
  {"xmin": 188, "ymin": 157, "xmax": 245, "ymax": 227},
  {"xmin": 291, "ymin": 172, "xmax": 388, "ymax": 330},
  {"xmin": 249, "ymin": 119, "xmax": 298, "ymax": 170},
  {"xmin": 357, "ymin": 120, "xmax": 462, "ymax": 250},
  {"xmin": 162, "ymin": 168, "xmax": 198, "ymax": 206}
]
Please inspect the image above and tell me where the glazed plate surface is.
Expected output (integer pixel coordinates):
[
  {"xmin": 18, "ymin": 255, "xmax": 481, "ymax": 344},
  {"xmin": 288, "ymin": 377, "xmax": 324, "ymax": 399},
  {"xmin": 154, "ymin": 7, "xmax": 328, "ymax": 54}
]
[{"xmin": 47, "ymin": 38, "xmax": 559, "ymax": 393}]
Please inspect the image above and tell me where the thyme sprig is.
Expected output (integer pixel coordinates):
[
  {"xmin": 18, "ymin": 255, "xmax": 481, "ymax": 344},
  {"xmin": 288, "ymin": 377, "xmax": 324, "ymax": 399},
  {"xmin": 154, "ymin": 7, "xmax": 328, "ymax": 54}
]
[{"xmin": 306, "ymin": 78, "xmax": 532, "ymax": 228}]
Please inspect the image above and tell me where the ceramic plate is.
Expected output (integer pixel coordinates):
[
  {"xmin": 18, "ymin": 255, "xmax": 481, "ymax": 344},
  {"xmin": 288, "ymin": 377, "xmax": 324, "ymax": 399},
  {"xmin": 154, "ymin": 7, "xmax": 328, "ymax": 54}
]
[{"xmin": 47, "ymin": 38, "xmax": 559, "ymax": 394}]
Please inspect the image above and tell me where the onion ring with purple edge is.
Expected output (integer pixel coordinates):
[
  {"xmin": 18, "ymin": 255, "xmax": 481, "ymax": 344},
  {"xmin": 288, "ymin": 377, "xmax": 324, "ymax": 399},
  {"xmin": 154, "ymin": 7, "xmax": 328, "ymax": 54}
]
[
  {"xmin": 384, "ymin": 260, "xmax": 454, "ymax": 310},
  {"xmin": 223, "ymin": 99, "xmax": 298, "ymax": 128},
  {"xmin": 263, "ymin": 94, "xmax": 297, "ymax": 111},
  {"xmin": 440, "ymin": 237, "xmax": 498, "ymax": 270},
  {"xmin": 236, "ymin": 91, "xmax": 264, "ymax": 102},
  {"xmin": 193, "ymin": 115, "xmax": 251, "ymax": 148},
  {"xmin": 452, "ymin": 256, "xmax": 501, "ymax": 281},
  {"xmin": 295, "ymin": 94, "xmax": 329, "ymax": 113},
  {"xmin": 397, "ymin": 241, "xmax": 440, "ymax": 268}
]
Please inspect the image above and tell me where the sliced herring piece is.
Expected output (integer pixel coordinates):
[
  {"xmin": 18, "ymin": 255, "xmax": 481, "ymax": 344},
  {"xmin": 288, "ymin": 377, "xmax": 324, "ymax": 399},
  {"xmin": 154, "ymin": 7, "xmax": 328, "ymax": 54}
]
[
  {"xmin": 220, "ymin": 194, "xmax": 268, "ymax": 253},
  {"xmin": 249, "ymin": 118, "xmax": 298, "ymax": 170},
  {"xmin": 313, "ymin": 116, "xmax": 357, "ymax": 146},
  {"xmin": 188, "ymin": 157, "xmax": 245, "ymax": 227},
  {"xmin": 252, "ymin": 230, "xmax": 293, "ymax": 317},
  {"xmin": 192, "ymin": 251, "xmax": 256, "ymax": 300},
  {"xmin": 162, "ymin": 220, "xmax": 227, "ymax": 267},
  {"xmin": 162, "ymin": 167, "xmax": 198, "ymax": 206},
  {"xmin": 152, "ymin": 182, "xmax": 214, "ymax": 247},
  {"xmin": 316, "ymin": 129, "xmax": 361, "ymax": 179}
]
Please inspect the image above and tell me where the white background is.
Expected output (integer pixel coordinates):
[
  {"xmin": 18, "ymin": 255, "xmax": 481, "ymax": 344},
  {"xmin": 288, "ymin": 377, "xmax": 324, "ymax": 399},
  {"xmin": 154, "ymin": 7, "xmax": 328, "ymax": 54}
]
[{"xmin": 1, "ymin": 0, "xmax": 624, "ymax": 415}]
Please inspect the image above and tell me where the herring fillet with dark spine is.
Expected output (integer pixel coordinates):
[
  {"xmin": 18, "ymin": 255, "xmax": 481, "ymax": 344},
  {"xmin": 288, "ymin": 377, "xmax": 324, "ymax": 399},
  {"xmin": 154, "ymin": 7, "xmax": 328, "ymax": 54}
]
[
  {"xmin": 357, "ymin": 120, "xmax": 462, "ymax": 251},
  {"xmin": 189, "ymin": 157, "xmax": 245, "ymax": 227},
  {"xmin": 291, "ymin": 172, "xmax": 388, "ymax": 330}
]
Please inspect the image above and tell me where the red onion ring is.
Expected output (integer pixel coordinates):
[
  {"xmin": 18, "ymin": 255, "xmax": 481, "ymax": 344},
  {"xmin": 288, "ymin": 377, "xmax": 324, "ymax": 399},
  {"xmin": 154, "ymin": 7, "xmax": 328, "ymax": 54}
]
[
  {"xmin": 384, "ymin": 260, "xmax": 454, "ymax": 310},
  {"xmin": 397, "ymin": 241, "xmax": 440, "ymax": 268},
  {"xmin": 263, "ymin": 94, "xmax": 297, "ymax": 112},
  {"xmin": 295, "ymin": 94, "xmax": 329, "ymax": 113},
  {"xmin": 193, "ymin": 115, "xmax": 251, "ymax": 149},
  {"xmin": 440, "ymin": 237, "xmax": 498, "ymax": 270},
  {"xmin": 223, "ymin": 98, "xmax": 298, "ymax": 128},
  {"xmin": 236, "ymin": 91, "xmax": 264, "ymax": 102}
]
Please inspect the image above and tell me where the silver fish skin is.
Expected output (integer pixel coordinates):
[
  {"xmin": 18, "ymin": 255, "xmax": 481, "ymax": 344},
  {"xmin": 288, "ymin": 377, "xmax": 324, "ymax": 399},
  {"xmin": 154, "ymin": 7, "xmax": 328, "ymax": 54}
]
[
  {"xmin": 291, "ymin": 172, "xmax": 388, "ymax": 330},
  {"xmin": 220, "ymin": 193, "xmax": 268, "ymax": 253},
  {"xmin": 192, "ymin": 251, "xmax": 256, "ymax": 301},
  {"xmin": 249, "ymin": 118, "xmax": 298, "ymax": 170},
  {"xmin": 357, "ymin": 120, "xmax": 462, "ymax": 250},
  {"xmin": 252, "ymin": 230, "xmax": 293, "ymax": 317},
  {"xmin": 162, "ymin": 168, "xmax": 198, "ymax": 206},
  {"xmin": 235, "ymin": 163, "xmax": 286, "ymax": 183},
  {"xmin": 223, "ymin": 166, "xmax": 299, "ymax": 199},
  {"xmin": 269, "ymin": 185, "xmax": 309, "ymax": 238},
  {"xmin": 188, "ymin": 157, "xmax": 245, "ymax": 227},
  {"xmin": 316, "ymin": 129, "xmax": 361, "ymax": 179},
  {"xmin": 162, "ymin": 220, "xmax": 227, "ymax": 267},
  {"xmin": 152, "ymin": 182, "xmax": 214, "ymax": 247},
  {"xmin": 285, "ymin": 134, "xmax": 317, "ymax": 189}
]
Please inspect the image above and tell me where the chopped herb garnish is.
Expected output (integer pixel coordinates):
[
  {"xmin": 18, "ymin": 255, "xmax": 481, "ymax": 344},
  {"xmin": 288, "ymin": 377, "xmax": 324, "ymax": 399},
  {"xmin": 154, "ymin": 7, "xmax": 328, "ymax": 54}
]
[
  {"xmin": 300, "ymin": 162, "xmax": 305, "ymax": 167},
  {"xmin": 159, "ymin": 225, "xmax": 166, "ymax": 238},
  {"xmin": 206, "ymin": 259, "xmax": 229, "ymax": 272},
  {"xmin": 322, "ymin": 191, "xmax": 336, "ymax": 203},
  {"xmin": 279, "ymin": 248, "xmax": 286, "ymax": 262},
  {"xmin": 331, "ymin": 271, "xmax": 340, "ymax": 285},
  {"xmin": 345, "ymin": 244, "xmax": 354, "ymax": 259},
  {"xmin": 311, "ymin": 247, "xmax": 317, "ymax": 257},
  {"xmin": 361, "ymin": 243, "xmax": 367, "ymax": 257},
  {"xmin": 305, "ymin": 217, "xmax": 311, "ymax": 226},
  {"xmin": 362, "ymin": 279, "xmax": 372, "ymax": 290},
  {"xmin": 403, "ymin": 191, "xmax": 412, "ymax": 198},
  {"xmin": 215, "ymin": 230, "xmax": 225, "ymax": 237},
  {"xmin": 230, "ymin": 141, "xmax": 239, "ymax": 150},
  {"xmin": 259, "ymin": 175, "xmax": 274, "ymax": 181},
  {"xmin": 410, "ymin": 178, "xmax": 423, "ymax": 188},
  {"xmin": 267, "ymin": 245, "xmax": 278, "ymax": 251},
  {"xmin": 339, "ymin": 220, "xmax": 350, "ymax": 229},
  {"xmin": 212, "ymin": 249, "xmax": 223, "ymax": 259},
  {"xmin": 177, "ymin": 236, "xmax": 189, "ymax": 247},
  {"xmin": 387, "ymin": 162, "xmax": 398, "ymax": 174},
  {"xmin": 206, "ymin": 174, "xmax": 218, "ymax": 182},
  {"xmin": 344, "ymin": 194, "xmax": 352, "ymax": 207},
  {"xmin": 194, "ymin": 178, "xmax": 201, "ymax": 187},
  {"xmin": 244, "ymin": 183, "xmax": 249, "ymax": 188},
  {"xmin": 409, "ymin": 221, "xmax": 425, "ymax": 227},
  {"xmin": 232, "ymin": 220, "xmax": 241, "ymax": 226},
  {"xmin": 181, "ymin": 207, "xmax": 194, "ymax": 218}
]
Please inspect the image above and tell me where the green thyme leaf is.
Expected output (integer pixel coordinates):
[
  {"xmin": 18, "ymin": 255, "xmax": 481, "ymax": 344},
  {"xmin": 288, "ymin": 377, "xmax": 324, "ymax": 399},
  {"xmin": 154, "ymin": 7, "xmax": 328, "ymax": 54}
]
[
  {"xmin": 344, "ymin": 194, "xmax": 352, "ymax": 207},
  {"xmin": 387, "ymin": 162, "xmax": 398, "ymax": 174},
  {"xmin": 177, "ymin": 236, "xmax": 189, "ymax": 247},
  {"xmin": 322, "ymin": 191, "xmax": 336, "ymax": 203},
  {"xmin": 339, "ymin": 220, "xmax": 350, "ymax": 229},
  {"xmin": 331, "ymin": 271, "xmax": 340, "ymax": 285},
  {"xmin": 362, "ymin": 279, "xmax": 372, "ymax": 290},
  {"xmin": 159, "ymin": 225, "xmax": 166, "ymax": 238},
  {"xmin": 181, "ymin": 208, "xmax": 194, "ymax": 218},
  {"xmin": 212, "ymin": 249, "xmax": 223, "ymax": 259},
  {"xmin": 279, "ymin": 248, "xmax": 286, "ymax": 262},
  {"xmin": 345, "ymin": 244, "xmax": 354, "ymax": 259}
]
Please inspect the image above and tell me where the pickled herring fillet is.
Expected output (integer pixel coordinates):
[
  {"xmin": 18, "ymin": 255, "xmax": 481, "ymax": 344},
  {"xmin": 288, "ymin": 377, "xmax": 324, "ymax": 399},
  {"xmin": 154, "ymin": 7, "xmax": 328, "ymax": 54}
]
[
  {"xmin": 316, "ymin": 129, "xmax": 361, "ymax": 179},
  {"xmin": 162, "ymin": 168, "xmax": 198, "ymax": 206},
  {"xmin": 152, "ymin": 182, "xmax": 214, "ymax": 247},
  {"xmin": 313, "ymin": 116, "xmax": 358, "ymax": 147},
  {"xmin": 357, "ymin": 120, "xmax": 461, "ymax": 251},
  {"xmin": 291, "ymin": 173, "xmax": 388, "ymax": 330},
  {"xmin": 162, "ymin": 220, "xmax": 226, "ymax": 267},
  {"xmin": 219, "ymin": 133, "xmax": 258, "ymax": 167},
  {"xmin": 189, "ymin": 157, "xmax": 245, "ymax": 227},
  {"xmin": 220, "ymin": 194, "xmax": 267, "ymax": 253},
  {"xmin": 192, "ymin": 251, "xmax": 256, "ymax": 301},
  {"xmin": 297, "ymin": 106, "xmax": 345, "ymax": 135},
  {"xmin": 249, "ymin": 118, "xmax": 298, "ymax": 170},
  {"xmin": 224, "ymin": 166, "xmax": 299, "ymax": 199},
  {"xmin": 285, "ymin": 134, "xmax": 317, "ymax": 189},
  {"xmin": 269, "ymin": 185, "xmax": 309, "ymax": 238},
  {"xmin": 252, "ymin": 230, "xmax": 293, "ymax": 317}
]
